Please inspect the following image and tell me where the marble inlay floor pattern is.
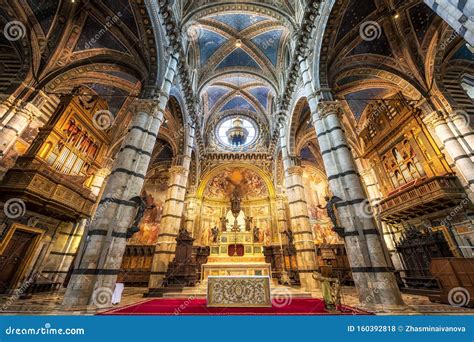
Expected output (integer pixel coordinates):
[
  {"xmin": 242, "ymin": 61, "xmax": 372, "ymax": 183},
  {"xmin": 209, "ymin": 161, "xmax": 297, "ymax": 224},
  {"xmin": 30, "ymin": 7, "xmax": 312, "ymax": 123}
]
[{"xmin": 0, "ymin": 287, "xmax": 472, "ymax": 315}]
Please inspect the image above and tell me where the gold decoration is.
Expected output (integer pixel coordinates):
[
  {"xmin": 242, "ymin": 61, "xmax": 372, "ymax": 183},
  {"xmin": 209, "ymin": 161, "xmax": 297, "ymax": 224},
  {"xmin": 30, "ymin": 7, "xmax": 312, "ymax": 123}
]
[{"xmin": 207, "ymin": 276, "xmax": 271, "ymax": 307}]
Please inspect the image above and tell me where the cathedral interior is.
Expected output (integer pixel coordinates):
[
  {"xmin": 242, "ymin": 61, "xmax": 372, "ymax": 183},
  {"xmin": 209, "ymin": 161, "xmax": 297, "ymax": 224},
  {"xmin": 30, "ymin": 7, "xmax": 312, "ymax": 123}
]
[{"xmin": 0, "ymin": 0, "xmax": 473, "ymax": 315}]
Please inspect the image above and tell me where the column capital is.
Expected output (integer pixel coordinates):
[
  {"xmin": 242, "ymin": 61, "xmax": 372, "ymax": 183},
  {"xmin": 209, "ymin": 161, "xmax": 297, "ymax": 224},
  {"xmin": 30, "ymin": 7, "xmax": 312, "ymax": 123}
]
[
  {"xmin": 18, "ymin": 102, "xmax": 41, "ymax": 120},
  {"xmin": 287, "ymin": 165, "xmax": 304, "ymax": 176},
  {"xmin": 317, "ymin": 101, "xmax": 344, "ymax": 119},
  {"xmin": 169, "ymin": 165, "xmax": 188, "ymax": 176},
  {"xmin": 131, "ymin": 98, "xmax": 161, "ymax": 117},
  {"xmin": 423, "ymin": 110, "xmax": 447, "ymax": 129},
  {"xmin": 95, "ymin": 167, "xmax": 112, "ymax": 178},
  {"xmin": 140, "ymin": 86, "xmax": 168, "ymax": 100},
  {"xmin": 450, "ymin": 109, "xmax": 470, "ymax": 126}
]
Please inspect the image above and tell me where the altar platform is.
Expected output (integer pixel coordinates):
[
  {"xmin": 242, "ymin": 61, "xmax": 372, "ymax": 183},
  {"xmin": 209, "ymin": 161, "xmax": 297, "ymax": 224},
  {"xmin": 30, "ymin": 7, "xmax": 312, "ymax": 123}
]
[
  {"xmin": 100, "ymin": 296, "xmax": 370, "ymax": 315},
  {"xmin": 202, "ymin": 229, "xmax": 271, "ymax": 280},
  {"xmin": 202, "ymin": 255, "xmax": 271, "ymax": 280}
]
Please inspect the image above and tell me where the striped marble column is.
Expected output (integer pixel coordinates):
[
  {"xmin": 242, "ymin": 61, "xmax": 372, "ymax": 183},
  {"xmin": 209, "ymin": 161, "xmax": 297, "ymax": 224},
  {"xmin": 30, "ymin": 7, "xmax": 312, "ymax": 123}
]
[
  {"xmin": 423, "ymin": 0, "xmax": 473, "ymax": 45},
  {"xmin": 276, "ymin": 195, "xmax": 288, "ymax": 241},
  {"xmin": 0, "ymin": 102, "xmax": 35, "ymax": 158},
  {"xmin": 0, "ymin": 94, "xmax": 14, "ymax": 120},
  {"xmin": 425, "ymin": 111, "xmax": 474, "ymax": 192},
  {"xmin": 62, "ymin": 100, "xmax": 163, "ymax": 308},
  {"xmin": 90, "ymin": 168, "xmax": 111, "ymax": 197},
  {"xmin": 449, "ymin": 111, "xmax": 474, "ymax": 162},
  {"xmin": 279, "ymin": 128, "xmax": 319, "ymax": 290},
  {"xmin": 148, "ymin": 127, "xmax": 194, "ymax": 290},
  {"xmin": 40, "ymin": 220, "xmax": 87, "ymax": 284},
  {"xmin": 299, "ymin": 57, "xmax": 404, "ymax": 308},
  {"xmin": 62, "ymin": 56, "xmax": 179, "ymax": 308}
]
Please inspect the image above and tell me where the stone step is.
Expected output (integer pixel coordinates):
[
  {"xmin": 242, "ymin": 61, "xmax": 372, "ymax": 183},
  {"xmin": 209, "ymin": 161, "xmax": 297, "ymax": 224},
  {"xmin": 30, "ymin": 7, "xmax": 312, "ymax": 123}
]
[{"xmin": 161, "ymin": 284, "xmax": 313, "ymax": 299}]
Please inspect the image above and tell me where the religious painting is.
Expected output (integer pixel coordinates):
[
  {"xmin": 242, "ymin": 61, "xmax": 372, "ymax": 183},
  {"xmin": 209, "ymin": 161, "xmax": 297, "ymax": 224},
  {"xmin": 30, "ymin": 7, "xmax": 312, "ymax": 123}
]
[
  {"xmin": 203, "ymin": 205, "xmax": 219, "ymax": 217},
  {"xmin": 303, "ymin": 166, "xmax": 342, "ymax": 245},
  {"xmin": 204, "ymin": 167, "xmax": 268, "ymax": 201},
  {"xmin": 312, "ymin": 221, "xmax": 342, "ymax": 245},
  {"xmin": 251, "ymin": 205, "xmax": 269, "ymax": 217},
  {"xmin": 128, "ymin": 175, "xmax": 169, "ymax": 245}
]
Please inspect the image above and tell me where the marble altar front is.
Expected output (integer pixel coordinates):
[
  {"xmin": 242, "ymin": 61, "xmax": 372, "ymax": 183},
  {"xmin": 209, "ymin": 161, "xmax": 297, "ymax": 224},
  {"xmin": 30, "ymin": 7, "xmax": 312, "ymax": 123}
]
[{"xmin": 207, "ymin": 276, "xmax": 272, "ymax": 307}]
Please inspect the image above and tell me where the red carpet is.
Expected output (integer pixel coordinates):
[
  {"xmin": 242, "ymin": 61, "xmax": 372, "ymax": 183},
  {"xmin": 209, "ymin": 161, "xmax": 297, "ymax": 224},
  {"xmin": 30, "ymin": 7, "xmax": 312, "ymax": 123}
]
[{"xmin": 100, "ymin": 298, "xmax": 370, "ymax": 315}]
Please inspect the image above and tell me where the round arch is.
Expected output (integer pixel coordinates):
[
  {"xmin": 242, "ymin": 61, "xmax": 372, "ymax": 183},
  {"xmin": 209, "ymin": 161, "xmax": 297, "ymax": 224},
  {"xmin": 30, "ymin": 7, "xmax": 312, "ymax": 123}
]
[
  {"xmin": 196, "ymin": 163, "xmax": 276, "ymax": 200},
  {"xmin": 182, "ymin": 2, "xmax": 296, "ymax": 31}
]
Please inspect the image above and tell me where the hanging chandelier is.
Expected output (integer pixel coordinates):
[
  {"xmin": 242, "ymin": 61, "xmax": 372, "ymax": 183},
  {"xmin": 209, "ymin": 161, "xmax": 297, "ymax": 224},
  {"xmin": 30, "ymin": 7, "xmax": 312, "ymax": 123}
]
[{"xmin": 226, "ymin": 117, "xmax": 249, "ymax": 146}]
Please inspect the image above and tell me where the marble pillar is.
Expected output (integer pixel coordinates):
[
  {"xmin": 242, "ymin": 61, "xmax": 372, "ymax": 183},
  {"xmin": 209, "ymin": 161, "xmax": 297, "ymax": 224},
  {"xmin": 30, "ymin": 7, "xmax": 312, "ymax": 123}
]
[
  {"xmin": 423, "ymin": 0, "xmax": 473, "ymax": 45},
  {"xmin": 62, "ymin": 55, "xmax": 178, "ymax": 308},
  {"xmin": 148, "ymin": 127, "xmax": 194, "ymax": 290},
  {"xmin": 299, "ymin": 57, "xmax": 404, "ymax": 308},
  {"xmin": 319, "ymin": 102, "xmax": 403, "ymax": 307},
  {"xmin": 425, "ymin": 111, "xmax": 474, "ymax": 193},
  {"xmin": 279, "ymin": 126, "xmax": 319, "ymax": 290},
  {"xmin": 0, "ymin": 102, "xmax": 36, "ymax": 158},
  {"xmin": 449, "ymin": 111, "xmax": 474, "ymax": 162},
  {"xmin": 62, "ymin": 100, "xmax": 162, "ymax": 308},
  {"xmin": 90, "ymin": 168, "xmax": 111, "ymax": 197},
  {"xmin": 40, "ymin": 220, "xmax": 87, "ymax": 283}
]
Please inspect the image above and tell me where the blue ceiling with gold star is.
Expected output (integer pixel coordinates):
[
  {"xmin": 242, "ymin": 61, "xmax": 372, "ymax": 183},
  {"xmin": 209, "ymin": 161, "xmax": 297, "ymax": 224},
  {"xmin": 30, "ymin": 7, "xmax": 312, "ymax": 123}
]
[{"xmin": 192, "ymin": 12, "xmax": 288, "ymax": 126}]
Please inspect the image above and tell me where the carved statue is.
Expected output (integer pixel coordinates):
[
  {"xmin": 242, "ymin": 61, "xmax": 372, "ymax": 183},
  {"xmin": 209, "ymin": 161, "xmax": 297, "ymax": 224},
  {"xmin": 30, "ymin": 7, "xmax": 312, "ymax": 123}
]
[
  {"xmin": 253, "ymin": 226, "xmax": 261, "ymax": 243},
  {"xmin": 318, "ymin": 195, "xmax": 345, "ymax": 238},
  {"xmin": 128, "ymin": 195, "xmax": 155, "ymax": 238},
  {"xmin": 244, "ymin": 216, "xmax": 253, "ymax": 232},
  {"xmin": 264, "ymin": 228, "xmax": 271, "ymax": 245},
  {"xmin": 211, "ymin": 226, "xmax": 219, "ymax": 243},
  {"xmin": 220, "ymin": 217, "xmax": 228, "ymax": 232},
  {"xmin": 230, "ymin": 187, "xmax": 241, "ymax": 217},
  {"xmin": 282, "ymin": 228, "xmax": 294, "ymax": 245},
  {"xmin": 313, "ymin": 269, "xmax": 341, "ymax": 311}
]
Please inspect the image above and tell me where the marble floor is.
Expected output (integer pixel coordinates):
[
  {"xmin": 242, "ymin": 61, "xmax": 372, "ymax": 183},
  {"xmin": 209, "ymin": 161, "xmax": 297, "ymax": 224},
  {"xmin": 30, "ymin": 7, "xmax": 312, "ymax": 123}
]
[{"xmin": 0, "ymin": 286, "xmax": 472, "ymax": 315}]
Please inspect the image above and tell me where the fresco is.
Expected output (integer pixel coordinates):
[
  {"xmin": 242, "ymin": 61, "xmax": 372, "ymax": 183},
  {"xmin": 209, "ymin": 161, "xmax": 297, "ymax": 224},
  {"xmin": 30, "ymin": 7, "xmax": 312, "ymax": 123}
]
[
  {"xmin": 128, "ymin": 175, "xmax": 169, "ymax": 245},
  {"xmin": 302, "ymin": 167, "xmax": 343, "ymax": 246},
  {"xmin": 309, "ymin": 205, "xmax": 341, "ymax": 245},
  {"xmin": 204, "ymin": 167, "xmax": 268, "ymax": 201},
  {"xmin": 199, "ymin": 167, "xmax": 272, "ymax": 246}
]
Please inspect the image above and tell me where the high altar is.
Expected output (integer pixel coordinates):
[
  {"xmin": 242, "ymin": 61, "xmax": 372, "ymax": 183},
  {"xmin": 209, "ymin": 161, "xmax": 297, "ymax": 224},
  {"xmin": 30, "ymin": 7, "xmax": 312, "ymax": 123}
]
[
  {"xmin": 198, "ymin": 167, "xmax": 273, "ymax": 281},
  {"xmin": 202, "ymin": 216, "xmax": 271, "ymax": 280},
  {"xmin": 201, "ymin": 178, "xmax": 272, "ymax": 307}
]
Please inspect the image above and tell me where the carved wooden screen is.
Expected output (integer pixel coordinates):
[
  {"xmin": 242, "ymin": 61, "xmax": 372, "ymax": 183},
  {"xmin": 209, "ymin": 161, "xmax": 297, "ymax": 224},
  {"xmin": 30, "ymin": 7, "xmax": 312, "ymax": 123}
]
[{"xmin": 396, "ymin": 226, "xmax": 453, "ymax": 288}]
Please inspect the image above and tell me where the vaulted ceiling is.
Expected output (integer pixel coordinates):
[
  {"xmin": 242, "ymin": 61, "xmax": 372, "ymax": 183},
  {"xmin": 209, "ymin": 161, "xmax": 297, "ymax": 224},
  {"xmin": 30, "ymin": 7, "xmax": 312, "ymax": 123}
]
[
  {"xmin": 186, "ymin": 10, "xmax": 293, "ymax": 137},
  {"xmin": 318, "ymin": 0, "xmax": 471, "ymax": 124},
  {"xmin": 3, "ymin": 0, "xmax": 471, "ymax": 159}
]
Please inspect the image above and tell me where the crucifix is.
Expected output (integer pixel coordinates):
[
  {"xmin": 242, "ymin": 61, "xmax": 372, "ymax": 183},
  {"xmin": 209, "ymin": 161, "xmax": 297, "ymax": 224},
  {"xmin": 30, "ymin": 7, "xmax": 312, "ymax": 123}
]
[{"xmin": 230, "ymin": 187, "xmax": 241, "ymax": 256}]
